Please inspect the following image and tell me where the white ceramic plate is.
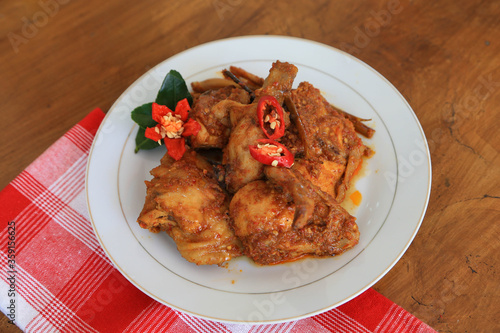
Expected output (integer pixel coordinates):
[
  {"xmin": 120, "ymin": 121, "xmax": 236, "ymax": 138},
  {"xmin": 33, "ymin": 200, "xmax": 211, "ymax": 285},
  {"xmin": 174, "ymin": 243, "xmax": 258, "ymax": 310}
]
[{"xmin": 86, "ymin": 36, "xmax": 431, "ymax": 324}]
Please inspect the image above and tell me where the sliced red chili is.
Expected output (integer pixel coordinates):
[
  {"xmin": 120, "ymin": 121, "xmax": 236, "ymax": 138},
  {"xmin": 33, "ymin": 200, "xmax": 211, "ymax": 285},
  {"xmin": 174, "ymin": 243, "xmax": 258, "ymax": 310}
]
[
  {"xmin": 174, "ymin": 98, "xmax": 190, "ymax": 122},
  {"xmin": 144, "ymin": 125, "xmax": 162, "ymax": 142},
  {"xmin": 147, "ymin": 99, "xmax": 200, "ymax": 161},
  {"xmin": 182, "ymin": 118, "xmax": 201, "ymax": 137},
  {"xmin": 257, "ymin": 95, "xmax": 285, "ymax": 140},
  {"xmin": 152, "ymin": 103, "xmax": 173, "ymax": 123},
  {"xmin": 164, "ymin": 137, "xmax": 186, "ymax": 161},
  {"xmin": 249, "ymin": 139, "xmax": 294, "ymax": 168}
]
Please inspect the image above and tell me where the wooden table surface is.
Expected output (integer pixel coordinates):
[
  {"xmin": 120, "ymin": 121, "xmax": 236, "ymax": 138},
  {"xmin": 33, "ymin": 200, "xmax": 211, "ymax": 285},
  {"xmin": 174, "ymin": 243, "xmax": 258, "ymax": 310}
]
[{"xmin": 1, "ymin": 0, "xmax": 498, "ymax": 332}]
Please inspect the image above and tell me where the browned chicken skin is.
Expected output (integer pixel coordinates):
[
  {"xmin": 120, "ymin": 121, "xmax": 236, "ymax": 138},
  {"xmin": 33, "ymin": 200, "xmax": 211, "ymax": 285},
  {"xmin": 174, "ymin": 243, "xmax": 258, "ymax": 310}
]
[
  {"xmin": 283, "ymin": 82, "xmax": 371, "ymax": 202},
  {"xmin": 137, "ymin": 150, "xmax": 242, "ymax": 265},
  {"xmin": 229, "ymin": 167, "xmax": 359, "ymax": 265},
  {"xmin": 190, "ymin": 86, "xmax": 250, "ymax": 149}
]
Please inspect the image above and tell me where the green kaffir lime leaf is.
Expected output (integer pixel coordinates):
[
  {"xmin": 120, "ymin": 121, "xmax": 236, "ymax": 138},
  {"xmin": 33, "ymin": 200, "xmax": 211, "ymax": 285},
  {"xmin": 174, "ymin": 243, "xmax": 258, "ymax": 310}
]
[
  {"xmin": 131, "ymin": 102, "xmax": 155, "ymax": 129},
  {"xmin": 134, "ymin": 127, "xmax": 161, "ymax": 153},
  {"xmin": 155, "ymin": 70, "xmax": 193, "ymax": 109}
]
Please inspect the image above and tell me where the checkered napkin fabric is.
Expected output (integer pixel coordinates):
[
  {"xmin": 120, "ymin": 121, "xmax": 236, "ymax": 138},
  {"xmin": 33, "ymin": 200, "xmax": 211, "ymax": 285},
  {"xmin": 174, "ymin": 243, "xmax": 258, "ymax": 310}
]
[{"xmin": 0, "ymin": 109, "xmax": 435, "ymax": 332}]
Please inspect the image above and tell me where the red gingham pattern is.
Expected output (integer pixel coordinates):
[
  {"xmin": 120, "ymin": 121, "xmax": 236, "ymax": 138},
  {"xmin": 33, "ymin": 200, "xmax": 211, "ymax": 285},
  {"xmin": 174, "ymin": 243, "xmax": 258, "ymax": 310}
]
[{"xmin": 0, "ymin": 109, "xmax": 436, "ymax": 333}]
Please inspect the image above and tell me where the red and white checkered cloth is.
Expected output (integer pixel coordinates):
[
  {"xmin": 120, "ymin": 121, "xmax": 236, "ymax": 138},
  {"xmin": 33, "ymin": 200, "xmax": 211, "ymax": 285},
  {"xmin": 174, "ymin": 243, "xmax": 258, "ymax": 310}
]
[{"xmin": 1, "ymin": 109, "xmax": 436, "ymax": 332}]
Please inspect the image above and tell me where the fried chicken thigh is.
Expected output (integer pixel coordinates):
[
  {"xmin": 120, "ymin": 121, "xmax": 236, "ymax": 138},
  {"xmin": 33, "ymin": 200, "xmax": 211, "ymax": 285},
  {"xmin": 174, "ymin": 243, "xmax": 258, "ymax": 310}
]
[
  {"xmin": 137, "ymin": 150, "xmax": 242, "ymax": 265},
  {"xmin": 229, "ymin": 166, "xmax": 359, "ymax": 265}
]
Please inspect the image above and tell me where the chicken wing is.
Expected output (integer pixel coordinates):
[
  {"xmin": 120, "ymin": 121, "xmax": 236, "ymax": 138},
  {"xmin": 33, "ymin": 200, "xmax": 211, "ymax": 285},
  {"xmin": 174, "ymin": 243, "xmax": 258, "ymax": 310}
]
[
  {"xmin": 137, "ymin": 150, "xmax": 242, "ymax": 265},
  {"xmin": 229, "ymin": 166, "xmax": 359, "ymax": 265}
]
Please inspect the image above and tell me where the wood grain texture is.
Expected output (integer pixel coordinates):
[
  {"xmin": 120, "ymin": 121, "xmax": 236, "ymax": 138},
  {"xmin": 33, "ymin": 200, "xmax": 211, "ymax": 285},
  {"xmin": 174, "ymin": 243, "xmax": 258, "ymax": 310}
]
[{"xmin": 1, "ymin": 0, "xmax": 498, "ymax": 332}]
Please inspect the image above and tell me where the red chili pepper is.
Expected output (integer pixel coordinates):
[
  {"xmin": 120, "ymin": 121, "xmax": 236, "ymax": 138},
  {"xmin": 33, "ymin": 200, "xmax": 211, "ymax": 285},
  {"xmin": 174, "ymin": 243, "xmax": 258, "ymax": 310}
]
[
  {"xmin": 145, "ymin": 99, "xmax": 201, "ymax": 161},
  {"xmin": 145, "ymin": 126, "xmax": 162, "ymax": 142},
  {"xmin": 152, "ymin": 103, "xmax": 173, "ymax": 123},
  {"xmin": 174, "ymin": 98, "xmax": 190, "ymax": 122},
  {"xmin": 249, "ymin": 139, "xmax": 294, "ymax": 168},
  {"xmin": 164, "ymin": 135, "xmax": 186, "ymax": 161},
  {"xmin": 257, "ymin": 95, "xmax": 285, "ymax": 140},
  {"xmin": 182, "ymin": 118, "xmax": 201, "ymax": 137}
]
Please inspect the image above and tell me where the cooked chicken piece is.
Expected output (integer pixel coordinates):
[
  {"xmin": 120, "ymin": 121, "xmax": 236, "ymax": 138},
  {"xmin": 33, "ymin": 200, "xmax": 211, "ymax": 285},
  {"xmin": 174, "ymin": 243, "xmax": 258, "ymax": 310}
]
[
  {"xmin": 224, "ymin": 61, "xmax": 298, "ymax": 193},
  {"xmin": 137, "ymin": 150, "xmax": 242, "ymax": 265},
  {"xmin": 285, "ymin": 82, "xmax": 370, "ymax": 202},
  {"xmin": 254, "ymin": 61, "xmax": 298, "ymax": 104},
  {"xmin": 223, "ymin": 103, "xmax": 267, "ymax": 193},
  {"xmin": 190, "ymin": 86, "xmax": 250, "ymax": 149},
  {"xmin": 292, "ymin": 158, "xmax": 346, "ymax": 198},
  {"xmin": 230, "ymin": 166, "xmax": 359, "ymax": 265}
]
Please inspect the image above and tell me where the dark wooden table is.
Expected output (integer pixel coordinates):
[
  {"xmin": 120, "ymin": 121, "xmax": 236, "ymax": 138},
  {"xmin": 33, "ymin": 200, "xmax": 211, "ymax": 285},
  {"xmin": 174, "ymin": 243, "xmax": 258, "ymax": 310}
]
[{"xmin": 1, "ymin": 0, "xmax": 498, "ymax": 332}]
